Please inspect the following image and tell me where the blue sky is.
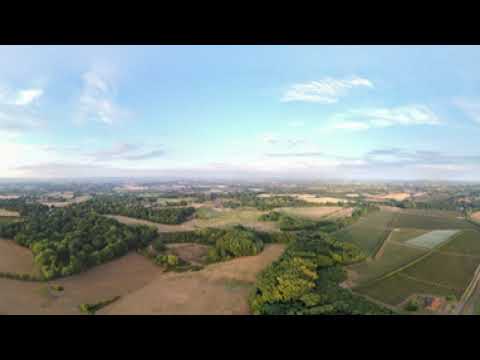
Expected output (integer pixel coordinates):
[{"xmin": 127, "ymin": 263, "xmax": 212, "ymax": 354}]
[{"xmin": 1, "ymin": 45, "xmax": 480, "ymax": 180}]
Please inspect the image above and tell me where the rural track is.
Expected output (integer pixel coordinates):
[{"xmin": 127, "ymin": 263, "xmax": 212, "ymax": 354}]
[{"xmin": 454, "ymin": 264, "xmax": 480, "ymax": 315}]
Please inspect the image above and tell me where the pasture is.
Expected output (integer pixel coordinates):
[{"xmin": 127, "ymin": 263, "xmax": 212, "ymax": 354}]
[{"xmin": 0, "ymin": 208, "xmax": 20, "ymax": 217}]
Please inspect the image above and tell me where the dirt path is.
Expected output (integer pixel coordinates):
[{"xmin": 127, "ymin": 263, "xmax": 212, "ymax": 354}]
[
  {"xmin": 373, "ymin": 229, "xmax": 397, "ymax": 260},
  {"xmin": 99, "ymin": 244, "xmax": 286, "ymax": 315}
]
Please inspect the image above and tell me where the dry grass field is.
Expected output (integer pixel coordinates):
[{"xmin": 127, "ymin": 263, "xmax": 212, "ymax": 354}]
[
  {"xmin": 166, "ymin": 243, "xmax": 210, "ymax": 265},
  {"xmin": 368, "ymin": 192, "xmax": 411, "ymax": 202},
  {"xmin": 100, "ymin": 244, "xmax": 286, "ymax": 315},
  {"xmin": 0, "ymin": 240, "xmax": 37, "ymax": 274},
  {"xmin": 108, "ymin": 208, "xmax": 279, "ymax": 233},
  {"xmin": 0, "ymin": 208, "xmax": 20, "ymax": 217},
  {"xmin": 278, "ymin": 206, "xmax": 344, "ymax": 220},
  {"xmin": 40, "ymin": 195, "xmax": 92, "ymax": 208},
  {"xmin": 0, "ymin": 252, "xmax": 162, "ymax": 315}
]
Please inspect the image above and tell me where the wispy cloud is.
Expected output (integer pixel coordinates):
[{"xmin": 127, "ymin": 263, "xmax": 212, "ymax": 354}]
[
  {"xmin": 281, "ymin": 76, "xmax": 373, "ymax": 104},
  {"xmin": 453, "ymin": 98, "xmax": 480, "ymax": 123},
  {"xmin": 77, "ymin": 68, "xmax": 131, "ymax": 125},
  {"xmin": 331, "ymin": 105, "xmax": 441, "ymax": 130},
  {"xmin": 266, "ymin": 151, "xmax": 325, "ymax": 157},
  {"xmin": 88, "ymin": 143, "xmax": 164, "ymax": 162}
]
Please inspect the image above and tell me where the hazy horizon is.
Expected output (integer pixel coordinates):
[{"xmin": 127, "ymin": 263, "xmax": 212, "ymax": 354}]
[{"xmin": 2, "ymin": 45, "xmax": 480, "ymax": 181}]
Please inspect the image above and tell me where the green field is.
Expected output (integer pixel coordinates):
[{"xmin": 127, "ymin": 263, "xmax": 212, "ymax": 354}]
[
  {"xmin": 355, "ymin": 273, "xmax": 456, "ymax": 306},
  {"xmin": 350, "ymin": 242, "xmax": 428, "ymax": 284},
  {"xmin": 0, "ymin": 216, "xmax": 21, "ymax": 224},
  {"xmin": 405, "ymin": 230, "xmax": 460, "ymax": 249},
  {"xmin": 441, "ymin": 230, "xmax": 480, "ymax": 255},
  {"xmin": 402, "ymin": 252, "xmax": 478, "ymax": 294},
  {"xmin": 391, "ymin": 213, "xmax": 474, "ymax": 230},
  {"xmin": 335, "ymin": 211, "xmax": 394, "ymax": 255}
]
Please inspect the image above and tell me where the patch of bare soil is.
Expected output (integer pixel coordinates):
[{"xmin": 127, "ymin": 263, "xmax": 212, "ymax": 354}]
[
  {"xmin": 0, "ymin": 208, "xmax": 20, "ymax": 217},
  {"xmin": 340, "ymin": 268, "xmax": 359, "ymax": 289},
  {"xmin": 0, "ymin": 252, "xmax": 162, "ymax": 315},
  {"xmin": 472, "ymin": 211, "xmax": 480, "ymax": 222},
  {"xmin": 99, "ymin": 244, "xmax": 286, "ymax": 315},
  {"xmin": 0, "ymin": 240, "xmax": 36, "ymax": 274},
  {"xmin": 166, "ymin": 243, "xmax": 210, "ymax": 265}
]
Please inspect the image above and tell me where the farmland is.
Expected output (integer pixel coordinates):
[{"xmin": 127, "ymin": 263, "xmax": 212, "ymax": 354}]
[
  {"xmin": 334, "ymin": 211, "xmax": 395, "ymax": 255},
  {"xmin": 277, "ymin": 206, "xmax": 345, "ymax": 220}
]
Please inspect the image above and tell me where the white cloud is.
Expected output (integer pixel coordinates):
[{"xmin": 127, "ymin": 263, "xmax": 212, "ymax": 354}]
[
  {"xmin": 261, "ymin": 133, "xmax": 279, "ymax": 144},
  {"xmin": 453, "ymin": 98, "xmax": 480, "ymax": 123},
  {"xmin": 0, "ymin": 85, "xmax": 44, "ymax": 107},
  {"xmin": 331, "ymin": 105, "xmax": 441, "ymax": 130},
  {"xmin": 281, "ymin": 76, "xmax": 373, "ymax": 104},
  {"xmin": 77, "ymin": 68, "xmax": 131, "ymax": 125},
  {"xmin": 14, "ymin": 89, "xmax": 43, "ymax": 106}
]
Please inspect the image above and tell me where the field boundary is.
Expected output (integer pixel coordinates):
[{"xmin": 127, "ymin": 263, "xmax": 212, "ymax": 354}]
[
  {"xmin": 372, "ymin": 228, "xmax": 396, "ymax": 260},
  {"xmin": 355, "ymin": 230, "xmax": 465, "ymax": 289},
  {"xmin": 456, "ymin": 264, "xmax": 480, "ymax": 314}
]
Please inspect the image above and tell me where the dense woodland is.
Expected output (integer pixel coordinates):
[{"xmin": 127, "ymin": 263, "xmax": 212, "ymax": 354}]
[
  {"xmin": 76, "ymin": 196, "xmax": 195, "ymax": 224},
  {"xmin": 221, "ymin": 193, "xmax": 314, "ymax": 210},
  {"xmin": 0, "ymin": 203, "xmax": 157, "ymax": 280},
  {"xmin": 249, "ymin": 231, "xmax": 393, "ymax": 315}
]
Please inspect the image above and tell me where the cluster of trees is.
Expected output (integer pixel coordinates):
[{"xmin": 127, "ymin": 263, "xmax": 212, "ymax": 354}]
[
  {"xmin": 152, "ymin": 225, "xmax": 266, "ymax": 262},
  {"xmin": 259, "ymin": 211, "xmax": 343, "ymax": 233},
  {"xmin": 76, "ymin": 197, "xmax": 196, "ymax": 224},
  {"xmin": 1, "ymin": 206, "xmax": 158, "ymax": 280},
  {"xmin": 249, "ymin": 231, "xmax": 393, "ymax": 315},
  {"xmin": 0, "ymin": 198, "xmax": 49, "ymax": 217},
  {"xmin": 222, "ymin": 193, "xmax": 312, "ymax": 211}
]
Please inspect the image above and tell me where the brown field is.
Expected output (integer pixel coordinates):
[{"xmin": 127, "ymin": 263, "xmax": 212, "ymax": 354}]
[
  {"xmin": 472, "ymin": 212, "xmax": 480, "ymax": 222},
  {"xmin": 0, "ymin": 195, "xmax": 20, "ymax": 200},
  {"xmin": 278, "ymin": 206, "xmax": 345, "ymax": 220},
  {"xmin": 100, "ymin": 244, "xmax": 286, "ymax": 315},
  {"xmin": 368, "ymin": 192, "xmax": 411, "ymax": 202},
  {"xmin": 294, "ymin": 195, "xmax": 349, "ymax": 204},
  {"xmin": 0, "ymin": 252, "xmax": 162, "ymax": 315},
  {"xmin": 0, "ymin": 240, "xmax": 37, "ymax": 274},
  {"xmin": 0, "ymin": 208, "xmax": 20, "ymax": 217}
]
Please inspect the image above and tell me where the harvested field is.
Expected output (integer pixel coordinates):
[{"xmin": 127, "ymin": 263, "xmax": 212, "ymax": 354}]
[
  {"xmin": 0, "ymin": 208, "xmax": 20, "ymax": 217},
  {"xmin": 293, "ymin": 195, "xmax": 349, "ymax": 204},
  {"xmin": 0, "ymin": 195, "xmax": 20, "ymax": 200},
  {"xmin": 99, "ymin": 244, "xmax": 286, "ymax": 315},
  {"xmin": 278, "ymin": 206, "xmax": 343, "ymax": 220},
  {"xmin": 405, "ymin": 230, "xmax": 460, "ymax": 249},
  {"xmin": 334, "ymin": 211, "xmax": 395, "ymax": 255},
  {"xmin": 0, "ymin": 240, "xmax": 37, "ymax": 274},
  {"xmin": 368, "ymin": 192, "xmax": 411, "ymax": 202},
  {"xmin": 0, "ymin": 252, "xmax": 162, "ymax": 315}
]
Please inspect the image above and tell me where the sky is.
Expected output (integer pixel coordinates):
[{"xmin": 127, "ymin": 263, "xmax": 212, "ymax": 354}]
[{"xmin": 1, "ymin": 45, "xmax": 480, "ymax": 181}]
